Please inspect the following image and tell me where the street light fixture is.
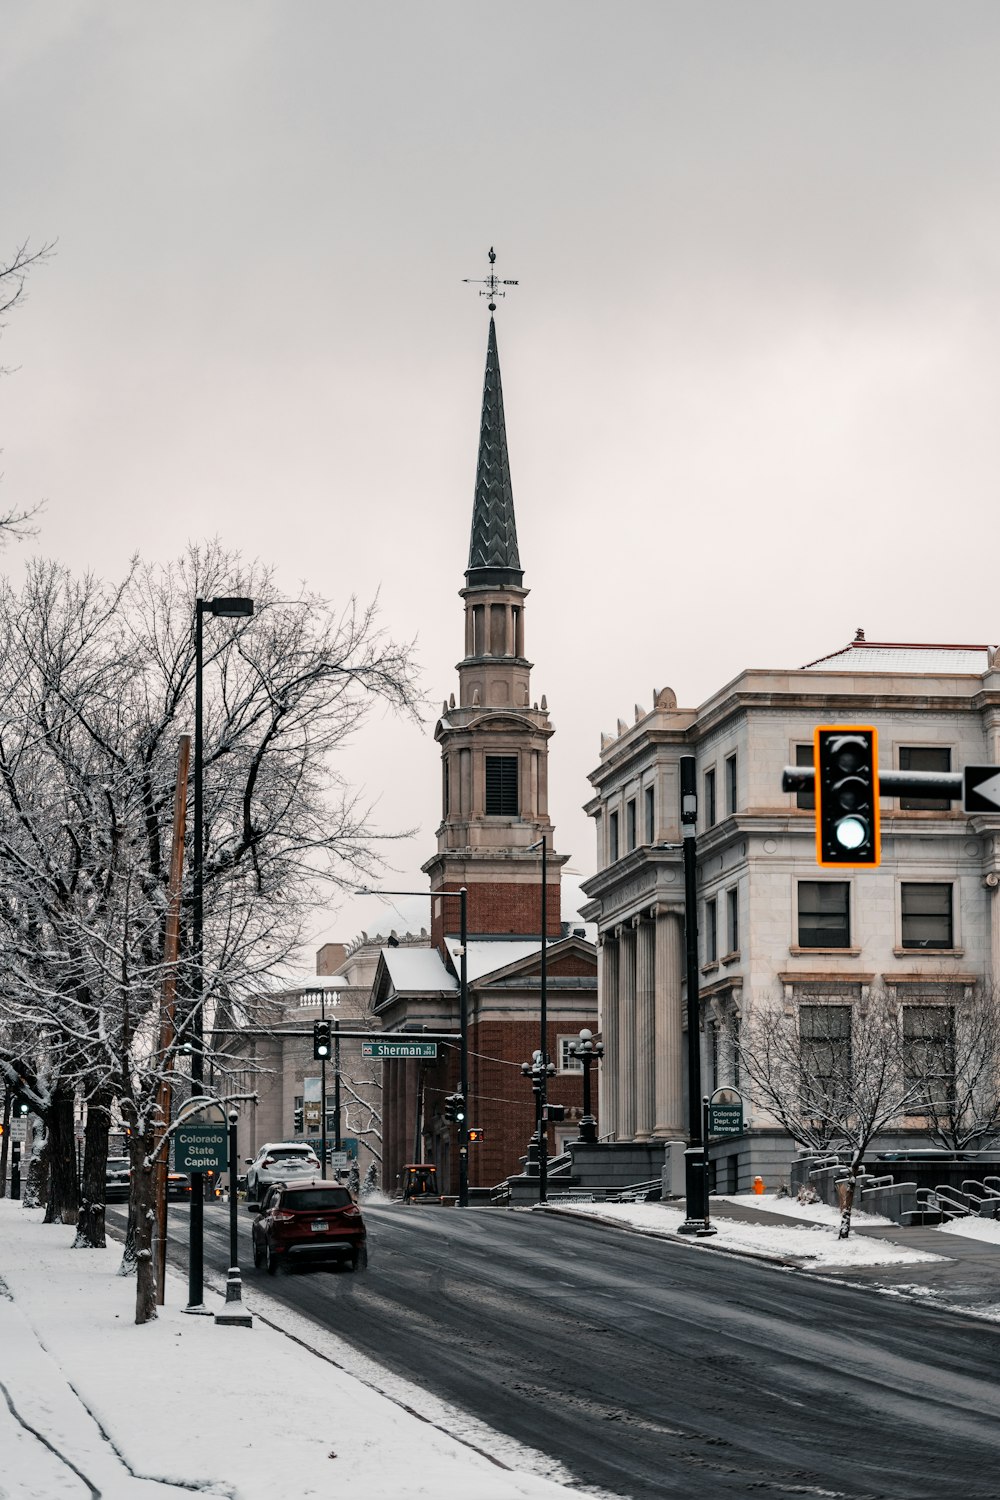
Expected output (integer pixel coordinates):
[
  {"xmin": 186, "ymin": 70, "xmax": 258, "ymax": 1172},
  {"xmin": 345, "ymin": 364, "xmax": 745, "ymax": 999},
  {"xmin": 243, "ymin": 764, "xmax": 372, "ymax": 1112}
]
[
  {"xmin": 214, "ymin": 1105, "xmax": 252, "ymax": 1327},
  {"xmin": 526, "ymin": 836, "xmax": 552, "ymax": 1204},
  {"xmin": 568, "ymin": 1027, "xmax": 604, "ymax": 1145},
  {"xmin": 520, "ymin": 1049, "xmax": 555, "ymax": 1188},
  {"xmin": 677, "ymin": 756, "xmax": 716, "ymax": 1238},
  {"xmin": 187, "ymin": 594, "xmax": 254, "ymax": 1313},
  {"xmin": 353, "ymin": 886, "xmax": 469, "ymax": 1207}
]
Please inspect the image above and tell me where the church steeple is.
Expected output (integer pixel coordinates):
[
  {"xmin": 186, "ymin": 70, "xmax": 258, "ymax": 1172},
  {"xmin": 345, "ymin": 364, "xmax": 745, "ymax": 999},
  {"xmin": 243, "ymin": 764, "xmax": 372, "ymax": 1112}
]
[
  {"xmin": 466, "ymin": 318, "xmax": 523, "ymax": 589},
  {"xmin": 423, "ymin": 285, "xmax": 565, "ymax": 942}
]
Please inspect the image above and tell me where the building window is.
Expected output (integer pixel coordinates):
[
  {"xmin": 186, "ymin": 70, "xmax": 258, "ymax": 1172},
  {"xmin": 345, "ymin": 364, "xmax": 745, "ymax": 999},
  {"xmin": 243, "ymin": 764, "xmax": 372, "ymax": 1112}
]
[
  {"xmin": 797, "ymin": 881, "xmax": 850, "ymax": 948},
  {"xmin": 710, "ymin": 1022, "xmax": 720, "ymax": 1091},
  {"xmin": 800, "ymin": 1004, "xmax": 852, "ymax": 1104},
  {"xmin": 903, "ymin": 1004, "xmax": 955, "ymax": 1115},
  {"xmin": 626, "ymin": 798, "xmax": 637, "ymax": 852},
  {"xmin": 901, "ymin": 883, "xmax": 954, "ymax": 949},
  {"xmin": 557, "ymin": 1035, "xmax": 584, "ymax": 1073},
  {"xmin": 726, "ymin": 753, "xmax": 738, "ymax": 816},
  {"xmin": 443, "ymin": 757, "xmax": 450, "ymax": 816},
  {"xmin": 795, "ymin": 742, "xmax": 815, "ymax": 811},
  {"xmin": 704, "ymin": 768, "xmax": 717, "ymax": 829},
  {"xmin": 644, "ymin": 784, "xmax": 655, "ymax": 844},
  {"xmin": 726, "ymin": 887, "xmax": 739, "ymax": 955},
  {"xmin": 730, "ymin": 1015, "xmax": 741, "ymax": 1089},
  {"xmin": 899, "ymin": 745, "xmax": 951, "ymax": 811},
  {"xmin": 485, "ymin": 754, "xmax": 518, "ymax": 815},
  {"xmin": 608, "ymin": 810, "xmax": 619, "ymax": 864},
  {"xmin": 705, "ymin": 897, "xmax": 718, "ymax": 963}
]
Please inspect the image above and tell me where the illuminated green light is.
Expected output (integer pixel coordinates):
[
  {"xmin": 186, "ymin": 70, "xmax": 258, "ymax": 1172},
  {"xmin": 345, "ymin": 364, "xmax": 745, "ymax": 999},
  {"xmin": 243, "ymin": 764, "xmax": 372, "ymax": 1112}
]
[{"xmin": 835, "ymin": 815, "xmax": 867, "ymax": 850}]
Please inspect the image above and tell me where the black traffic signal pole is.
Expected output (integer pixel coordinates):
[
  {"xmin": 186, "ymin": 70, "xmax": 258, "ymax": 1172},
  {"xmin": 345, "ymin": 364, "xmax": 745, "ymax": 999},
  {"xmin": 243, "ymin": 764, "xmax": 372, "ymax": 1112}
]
[
  {"xmin": 320, "ymin": 994, "xmax": 327, "ymax": 1182},
  {"xmin": 678, "ymin": 757, "xmax": 715, "ymax": 1237},
  {"xmin": 334, "ymin": 1019, "xmax": 342, "ymax": 1154},
  {"xmin": 783, "ymin": 766, "xmax": 962, "ymax": 800}
]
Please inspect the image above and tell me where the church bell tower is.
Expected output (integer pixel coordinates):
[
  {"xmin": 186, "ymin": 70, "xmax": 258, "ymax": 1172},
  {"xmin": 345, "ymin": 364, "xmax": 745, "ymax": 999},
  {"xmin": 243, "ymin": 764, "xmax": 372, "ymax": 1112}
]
[{"xmin": 423, "ymin": 293, "xmax": 564, "ymax": 943}]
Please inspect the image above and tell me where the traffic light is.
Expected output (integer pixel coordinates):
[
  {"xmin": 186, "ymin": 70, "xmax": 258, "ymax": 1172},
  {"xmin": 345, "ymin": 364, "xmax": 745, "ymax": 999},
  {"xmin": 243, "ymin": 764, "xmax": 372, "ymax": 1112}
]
[
  {"xmin": 313, "ymin": 1019, "xmax": 332, "ymax": 1060},
  {"xmin": 444, "ymin": 1093, "xmax": 466, "ymax": 1124},
  {"xmin": 293, "ymin": 1105, "xmax": 304, "ymax": 1133},
  {"xmin": 14, "ymin": 1097, "xmax": 29, "ymax": 1117},
  {"xmin": 815, "ymin": 726, "xmax": 880, "ymax": 868},
  {"xmin": 467, "ymin": 1126, "xmax": 485, "ymax": 1144}
]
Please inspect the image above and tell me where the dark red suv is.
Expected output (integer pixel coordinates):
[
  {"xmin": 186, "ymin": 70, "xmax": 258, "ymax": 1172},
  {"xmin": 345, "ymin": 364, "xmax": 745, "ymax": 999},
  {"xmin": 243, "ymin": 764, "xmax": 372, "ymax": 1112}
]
[{"xmin": 251, "ymin": 1180, "xmax": 367, "ymax": 1274}]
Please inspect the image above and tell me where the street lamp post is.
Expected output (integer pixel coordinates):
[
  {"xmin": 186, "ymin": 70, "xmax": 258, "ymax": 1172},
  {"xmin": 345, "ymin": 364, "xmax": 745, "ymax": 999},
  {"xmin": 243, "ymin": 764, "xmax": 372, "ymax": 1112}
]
[
  {"xmin": 214, "ymin": 1106, "xmax": 252, "ymax": 1327},
  {"xmin": 188, "ymin": 595, "xmax": 254, "ymax": 1313},
  {"xmin": 568, "ymin": 1028, "xmax": 604, "ymax": 1144},
  {"xmin": 677, "ymin": 755, "xmax": 716, "ymax": 1238},
  {"xmin": 526, "ymin": 837, "xmax": 551, "ymax": 1203},
  {"xmin": 354, "ymin": 886, "xmax": 469, "ymax": 1206}
]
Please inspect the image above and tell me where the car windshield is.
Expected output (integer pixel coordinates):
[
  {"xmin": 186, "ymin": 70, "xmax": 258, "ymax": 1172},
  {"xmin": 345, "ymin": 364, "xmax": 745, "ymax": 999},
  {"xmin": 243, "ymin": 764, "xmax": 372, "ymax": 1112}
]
[
  {"xmin": 283, "ymin": 1188, "xmax": 352, "ymax": 1212},
  {"xmin": 269, "ymin": 1147, "xmax": 316, "ymax": 1160},
  {"xmin": 107, "ymin": 1158, "xmax": 129, "ymax": 1172}
]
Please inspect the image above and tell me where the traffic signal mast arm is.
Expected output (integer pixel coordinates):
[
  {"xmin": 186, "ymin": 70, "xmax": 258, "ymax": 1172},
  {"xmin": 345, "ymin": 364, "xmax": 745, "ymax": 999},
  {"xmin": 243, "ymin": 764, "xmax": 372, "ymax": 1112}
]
[{"xmin": 782, "ymin": 766, "xmax": 963, "ymax": 800}]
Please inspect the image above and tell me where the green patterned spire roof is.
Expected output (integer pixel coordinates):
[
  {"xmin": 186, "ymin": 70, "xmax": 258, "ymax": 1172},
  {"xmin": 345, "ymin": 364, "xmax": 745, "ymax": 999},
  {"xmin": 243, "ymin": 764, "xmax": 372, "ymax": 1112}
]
[{"xmin": 466, "ymin": 317, "xmax": 523, "ymax": 588}]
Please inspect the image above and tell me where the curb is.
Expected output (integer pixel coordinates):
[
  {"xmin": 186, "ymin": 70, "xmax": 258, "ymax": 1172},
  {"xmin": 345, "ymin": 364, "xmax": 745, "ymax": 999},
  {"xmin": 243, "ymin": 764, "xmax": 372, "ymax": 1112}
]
[{"xmin": 535, "ymin": 1203, "xmax": 805, "ymax": 1269}]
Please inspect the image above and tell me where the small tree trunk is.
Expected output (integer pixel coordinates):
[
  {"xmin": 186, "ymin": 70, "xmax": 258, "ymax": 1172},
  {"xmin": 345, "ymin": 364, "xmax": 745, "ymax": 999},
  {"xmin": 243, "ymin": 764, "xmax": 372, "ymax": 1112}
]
[
  {"xmin": 134, "ymin": 1135, "xmax": 157, "ymax": 1324},
  {"xmin": 43, "ymin": 1087, "xmax": 80, "ymax": 1225},
  {"xmin": 74, "ymin": 1087, "xmax": 112, "ymax": 1248},
  {"xmin": 0, "ymin": 1090, "xmax": 11, "ymax": 1198},
  {"xmin": 22, "ymin": 1124, "xmax": 49, "ymax": 1210}
]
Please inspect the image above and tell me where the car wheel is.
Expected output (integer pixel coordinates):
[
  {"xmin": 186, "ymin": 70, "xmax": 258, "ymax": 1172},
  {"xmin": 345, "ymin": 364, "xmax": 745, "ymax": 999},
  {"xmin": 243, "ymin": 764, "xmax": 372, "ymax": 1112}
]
[
  {"xmin": 350, "ymin": 1245, "xmax": 368, "ymax": 1273},
  {"xmin": 252, "ymin": 1235, "xmax": 264, "ymax": 1270},
  {"xmin": 266, "ymin": 1244, "xmax": 280, "ymax": 1276}
]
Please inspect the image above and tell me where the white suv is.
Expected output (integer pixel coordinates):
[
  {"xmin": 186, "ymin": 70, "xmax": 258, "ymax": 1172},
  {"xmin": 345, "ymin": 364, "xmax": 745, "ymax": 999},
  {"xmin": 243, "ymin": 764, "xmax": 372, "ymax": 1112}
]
[{"xmin": 244, "ymin": 1142, "xmax": 321, "ymax": 1205}]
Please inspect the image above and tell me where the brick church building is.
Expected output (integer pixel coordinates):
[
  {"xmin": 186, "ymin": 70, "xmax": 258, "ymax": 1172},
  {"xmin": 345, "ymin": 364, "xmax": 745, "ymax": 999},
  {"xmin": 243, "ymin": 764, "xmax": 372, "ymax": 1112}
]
[{"xmin": 375, "ymin": 310, "xmax": 598, "ymax": 1196}]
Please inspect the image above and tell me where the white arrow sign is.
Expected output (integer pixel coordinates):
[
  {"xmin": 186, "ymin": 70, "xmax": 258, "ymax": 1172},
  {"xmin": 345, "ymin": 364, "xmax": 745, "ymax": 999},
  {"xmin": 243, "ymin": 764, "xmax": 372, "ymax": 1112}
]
[{"xmin": 963, "ymin": 766, "xmax": 1000, "ymax": 813}]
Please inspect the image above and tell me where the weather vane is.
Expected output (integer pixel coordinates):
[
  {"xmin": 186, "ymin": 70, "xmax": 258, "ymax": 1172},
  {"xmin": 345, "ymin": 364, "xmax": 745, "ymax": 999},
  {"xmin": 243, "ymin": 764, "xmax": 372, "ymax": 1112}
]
[{"xmin": 463, "ymin": 246, "xmax": 518, "ymax": 312}]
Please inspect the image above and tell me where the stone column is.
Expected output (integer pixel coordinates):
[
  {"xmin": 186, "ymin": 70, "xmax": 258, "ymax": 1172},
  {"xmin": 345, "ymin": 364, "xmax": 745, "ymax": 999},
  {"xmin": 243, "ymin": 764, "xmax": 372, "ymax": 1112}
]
[
  {"xmin": 653, "ymin": 907, "xmax": 685, "ymax": 1137},
  {"xmin": 618, "ymin": 921, "xmax": 637, "ymax": 1141},
  {"xmin": 634, "ymin": 912, "xmax": 656, "ymax": 1140},
  {"xmin": 598, "ymin": 935, "xmax": 619, "ymax": 1140}
]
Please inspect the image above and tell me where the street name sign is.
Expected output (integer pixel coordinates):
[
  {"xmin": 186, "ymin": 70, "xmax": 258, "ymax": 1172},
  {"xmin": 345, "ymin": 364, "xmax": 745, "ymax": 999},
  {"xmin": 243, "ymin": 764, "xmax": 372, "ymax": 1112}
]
[
  {"xmin": 362, "ymin": 1040, "xmax": 438, "ymax": 1060},
  {"xmin": 963, "ymin": 766, "xmax": 1000, "ymax": 814}
]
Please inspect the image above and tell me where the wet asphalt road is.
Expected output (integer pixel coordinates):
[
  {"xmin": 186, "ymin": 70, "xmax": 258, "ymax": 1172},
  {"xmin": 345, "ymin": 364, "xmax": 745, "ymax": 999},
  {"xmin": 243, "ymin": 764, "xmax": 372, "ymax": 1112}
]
[{"xmin": 108, "ymin": 1200, "xmax": 1000, "ymax": 1500}]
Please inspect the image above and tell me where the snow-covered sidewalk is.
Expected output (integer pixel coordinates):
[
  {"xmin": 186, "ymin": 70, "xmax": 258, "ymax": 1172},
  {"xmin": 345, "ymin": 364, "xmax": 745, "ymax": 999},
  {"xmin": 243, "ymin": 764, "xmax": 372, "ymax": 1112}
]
[
  {"xmin": 549, "ymin": 1195, "xmax": 946, "ymax": 1269},
  {"xmin": 0, "ymin": 1200, "xmax": 579, "ymax": 1500}
]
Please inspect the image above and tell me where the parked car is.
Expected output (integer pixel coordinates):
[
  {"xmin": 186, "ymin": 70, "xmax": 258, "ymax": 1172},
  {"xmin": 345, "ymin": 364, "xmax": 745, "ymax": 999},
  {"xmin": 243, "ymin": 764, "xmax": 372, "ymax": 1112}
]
[
  {"xmin": 167, "ymin": 1171, "xmax": 192, "ymax": 1200},
  {"xmin": 105, "ymin": 1156, "xmax": 131, "ymax": 1202},
  {"xmin": 244, "ymin": 1142, "xmax": 322, "ymax": 1205},
  {"xmin": 251, "ymin": 1180, "xmax": 367, "ymax": 1274}
]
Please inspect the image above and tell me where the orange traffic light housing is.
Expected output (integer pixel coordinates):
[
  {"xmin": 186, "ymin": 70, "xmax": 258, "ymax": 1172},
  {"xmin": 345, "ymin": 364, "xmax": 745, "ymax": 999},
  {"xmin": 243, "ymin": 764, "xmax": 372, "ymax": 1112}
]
[{"xmin": 814, "ymin": 725, "xmax": 880, "ymax": 868}]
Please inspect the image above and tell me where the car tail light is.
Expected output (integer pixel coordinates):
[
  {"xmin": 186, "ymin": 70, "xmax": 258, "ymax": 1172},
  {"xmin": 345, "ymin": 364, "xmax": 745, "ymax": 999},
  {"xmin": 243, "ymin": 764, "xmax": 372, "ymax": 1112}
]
[
  {"xmin": 272, "ymin": 1210, "xmax": 295, "ymax": 1223},
  {"xmin": 262, "ymin": 1157, "xmax": 275, "ymax": 1166}
]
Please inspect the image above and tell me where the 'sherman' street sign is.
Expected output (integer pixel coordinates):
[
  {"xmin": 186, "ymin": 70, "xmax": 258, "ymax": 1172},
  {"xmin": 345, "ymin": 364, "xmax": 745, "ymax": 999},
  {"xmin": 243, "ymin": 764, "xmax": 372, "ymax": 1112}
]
[
  {"xmin": 362, "ymin": 1040, "xmax": 438, "ymax": 1060},
  {"xmin": 174, "ymin": 1123, "xmax": 228, "ymax": 1174},
  {"xmin": 963, "ymin": 766, "xmax": 1000, "ymax": 814}
]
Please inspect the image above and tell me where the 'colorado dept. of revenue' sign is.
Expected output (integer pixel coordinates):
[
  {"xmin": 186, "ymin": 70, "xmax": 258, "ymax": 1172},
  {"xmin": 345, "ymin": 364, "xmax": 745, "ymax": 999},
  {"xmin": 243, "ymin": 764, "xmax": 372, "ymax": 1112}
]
[
  {"xmin": 707, "ymin": 1088, "xmax": 744, "ymax": 1137},
  {"xmin": 174, "ymin": 1123, "xmax": 228, "ymax": 1173}
]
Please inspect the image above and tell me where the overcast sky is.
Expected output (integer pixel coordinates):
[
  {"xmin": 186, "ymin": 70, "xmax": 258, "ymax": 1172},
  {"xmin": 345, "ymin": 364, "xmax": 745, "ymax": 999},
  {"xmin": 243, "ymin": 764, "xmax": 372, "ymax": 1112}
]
[{"xmin": 5, "ymin": 3, "xmax": 1000, "ymax": 954}]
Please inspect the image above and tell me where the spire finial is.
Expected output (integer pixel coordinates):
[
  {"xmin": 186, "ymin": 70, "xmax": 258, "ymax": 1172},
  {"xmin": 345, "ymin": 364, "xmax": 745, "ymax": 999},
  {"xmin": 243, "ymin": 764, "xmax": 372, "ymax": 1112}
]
[{"xmin": 463, "ymin": 246, "xmax": 518, "ymax": 313}]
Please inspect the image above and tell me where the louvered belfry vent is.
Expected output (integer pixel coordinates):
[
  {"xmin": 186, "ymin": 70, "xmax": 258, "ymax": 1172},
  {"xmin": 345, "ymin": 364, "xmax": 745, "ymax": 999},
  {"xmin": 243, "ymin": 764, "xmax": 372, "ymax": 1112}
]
[{"xmin": 485, "ymin": 754, "xmax": 519, "ymax": 815}]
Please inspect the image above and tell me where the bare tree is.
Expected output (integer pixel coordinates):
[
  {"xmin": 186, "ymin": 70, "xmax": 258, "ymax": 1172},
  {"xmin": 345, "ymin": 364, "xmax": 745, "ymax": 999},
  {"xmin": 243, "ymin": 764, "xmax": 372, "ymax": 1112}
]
[
  {"xmin": 0, "ymin": 239, "xmax": 52, "ymax": 544},
  {"xmin": 898, "ymin": 983, "xmax": 1000, "ymax": 1152},
  {"xmin": 0, "ymin": 545, "xmax": 421, "ymax": 1295},
  {"xmin": 733, "ymin": 987, "xmax": 919, "ymax": 1237}
]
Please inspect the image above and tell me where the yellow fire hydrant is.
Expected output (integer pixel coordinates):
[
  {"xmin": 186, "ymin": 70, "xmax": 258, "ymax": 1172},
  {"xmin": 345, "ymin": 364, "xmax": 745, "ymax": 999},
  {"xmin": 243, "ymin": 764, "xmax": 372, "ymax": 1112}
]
[{"xmin": 752, "ymin": 1175, "xmax": 765, "ymax": 1195}]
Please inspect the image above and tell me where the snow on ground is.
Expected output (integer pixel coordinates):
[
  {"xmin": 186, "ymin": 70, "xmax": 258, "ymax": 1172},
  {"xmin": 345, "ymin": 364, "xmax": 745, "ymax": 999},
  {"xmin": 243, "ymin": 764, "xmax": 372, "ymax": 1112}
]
[
  {"xmin": 939, "ymin": 1214, "xmax": 1000, "ymax": 1245},
  {"xmin": 713, "ymin": 1191, "xmax": 894, "ymax": 1228},
  {"xmin": 0, "ymin": 1200, "xmax": 583, "ymax": 1500},
  {"xmin": 552, "ymin": 1199, "xmax": 944, "ymax": 1268}
]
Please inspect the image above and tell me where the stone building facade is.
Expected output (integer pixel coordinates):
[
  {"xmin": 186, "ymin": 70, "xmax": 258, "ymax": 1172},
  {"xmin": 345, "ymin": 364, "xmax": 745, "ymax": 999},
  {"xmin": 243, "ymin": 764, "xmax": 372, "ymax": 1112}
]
[{"xmin": 581, "ymin": 636, "xmax": 1000, "ymax": 1188}]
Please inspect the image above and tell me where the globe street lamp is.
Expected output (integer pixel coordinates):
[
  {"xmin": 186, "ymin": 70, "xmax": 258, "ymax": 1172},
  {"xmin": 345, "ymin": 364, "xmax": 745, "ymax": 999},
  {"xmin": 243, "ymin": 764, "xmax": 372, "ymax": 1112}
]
[
  {"xmin": 520, "ymin": 1048, "xmax": 555, "ymax": 1200},
  {"xmin": 187, "ymin": 595, "xmax": 254, "ymax": 1314},
  {"xmin": 568, "ymin": 1028, "xmax": 604, "ymax": 1144}
]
